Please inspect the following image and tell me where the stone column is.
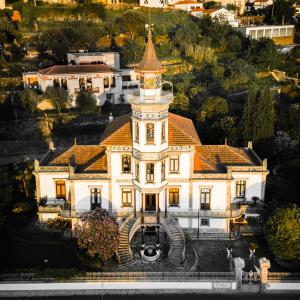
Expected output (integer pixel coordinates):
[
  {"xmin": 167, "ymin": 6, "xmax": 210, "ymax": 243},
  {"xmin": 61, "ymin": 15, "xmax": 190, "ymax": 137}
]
[
  {"xmin": 141, "ymin": 193, "xmax": 145, "ymax": 224},
  {"xmin": 234, "ymin": 257, "xmax": 245, "ymax": 290},
  {"xmin": 134, "ymin": 189, "xmax": 136, "ymax": 217},
  {"xmin": 156, "ymin": 193, "xmax": 160, "ymax": 223},
  {"xmin": 259, "ymin": 257, "xmax": 271, "ymax": 285}
]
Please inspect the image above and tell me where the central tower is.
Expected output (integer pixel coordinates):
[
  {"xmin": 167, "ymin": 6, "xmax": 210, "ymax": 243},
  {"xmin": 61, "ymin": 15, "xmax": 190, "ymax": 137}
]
[{"xmin": 128, "ymin": 26, "xmax": 173, "ymax": 216}]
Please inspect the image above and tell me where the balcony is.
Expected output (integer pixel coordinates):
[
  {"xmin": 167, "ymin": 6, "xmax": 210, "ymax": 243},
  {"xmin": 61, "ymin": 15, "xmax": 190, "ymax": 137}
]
[
  {"xmin": 127, "ymin": 91, "xmax": 173, "ymax": 104},
  {"xmin": 74, "ymin": 87, "xmax": 100, "ymax": 94},
  {"xmin": 167, "ymin": 209, "xmax": 242, "ymax": 219}
]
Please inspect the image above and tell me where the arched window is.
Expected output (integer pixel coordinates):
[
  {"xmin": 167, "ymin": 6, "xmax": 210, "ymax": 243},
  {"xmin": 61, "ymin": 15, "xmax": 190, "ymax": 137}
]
[
  {"xmin": 135, "ymin": 121, "xmax": 139, "ymax": 143},
  {"xmin": 161, "ymin": 121, "xmax": 166, "ymax": 142},
  {"xmin": 146, "ymin": 123, "xmax": 154, "ymax": 142},
  {"xmin": 122, "ymin": 154, "xmax": 131, "ymax": 173},
  {"xmin": 56, "ymin": 180, "xmax": 66, "ymax": 199},
  {"xmin": 146, "ymin": 163, "xmax": 154, "ymax": 182}
]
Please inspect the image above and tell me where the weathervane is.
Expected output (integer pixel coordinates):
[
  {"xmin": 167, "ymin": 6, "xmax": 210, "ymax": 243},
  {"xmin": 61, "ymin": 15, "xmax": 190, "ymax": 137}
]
[{"xmin": 145, "ymin": 23, "xmax": 154, "ymax": 38}]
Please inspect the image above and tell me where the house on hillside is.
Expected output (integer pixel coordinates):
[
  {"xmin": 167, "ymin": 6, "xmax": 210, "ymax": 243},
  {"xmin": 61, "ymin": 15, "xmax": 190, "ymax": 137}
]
[
  {"xmin": 23, "ymin": 52, "xmax": 139, "ymax": 107},
  {"xmin": 193, "ymin": 8, "xmax": 239, "ymax": 27},
  {"xmin": 174, "ymin": 0, "xmax": 203, "ymax": 12},
  {"xmin": 35, "ymin": 28, "xmax": 268, "ymax": 265},
  {"xmin": 253, "ymin": 0, "xmax": 273, "ymax": 10},
  {"xmin": 209, "ymin": 0, "xmax": 246, "ymax": 15}
]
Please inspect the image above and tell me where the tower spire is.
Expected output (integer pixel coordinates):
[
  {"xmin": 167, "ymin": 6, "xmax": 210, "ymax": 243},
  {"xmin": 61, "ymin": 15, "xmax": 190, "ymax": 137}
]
[{"xmin": 136, "ymin": 24, "xmax": 165, "ymax": 74}]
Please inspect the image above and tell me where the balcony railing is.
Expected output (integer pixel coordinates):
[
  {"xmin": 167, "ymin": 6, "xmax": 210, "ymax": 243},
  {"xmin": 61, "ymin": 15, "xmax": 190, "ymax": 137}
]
[
  {"xmin": 74, "ymin": 87, "xmax": 100, "ymax": 94},
  {"xmin": 167, "ymin": 209, "xmax": 242, "ymax": 219}
]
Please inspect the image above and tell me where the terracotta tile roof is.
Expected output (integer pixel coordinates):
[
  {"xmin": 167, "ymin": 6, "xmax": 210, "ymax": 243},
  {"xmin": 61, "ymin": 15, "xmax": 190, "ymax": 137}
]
[
  {"xmin": 174, "ymin": 0, "xmax": 198, "ymax": 4},
  {"xmin": 191, "ymin": 8, "xmax": 205, "ymax": 12},
  {"xmin": 203, "ymin": 8, "xmax": 219, "ymax": 14},
  {"xmin": 44, "ymin": 145, "xmax": 107, "ymax": 173},
  {"xmin": 168, "ymin": 113, "xmax": 201, "ymax": 145},
  {"xmin": 38, "ymin": 64, "xmax": 118, "ymax": 75},
  {"xmin": 100, "ymin": 113, "xmax": 201, "ymax": 146},
  {"xmin": 101, "ymin": 114, "xmax": 132, "ymax": 146},
  {"xmin": 194, "ymin": 145, "xmax": 256, "ymax": 173}
]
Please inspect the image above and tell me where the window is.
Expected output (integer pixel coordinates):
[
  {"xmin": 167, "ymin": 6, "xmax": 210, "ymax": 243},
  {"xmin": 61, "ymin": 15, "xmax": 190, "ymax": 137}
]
[
  {"xmin": 122, "ymin": 154, "xmax": 131, "ymax": 173},
  {"xmin": 56, "ymin": 180, "xmax": 66, "ymax": 199},
  {"xmin": 90, "ymin": 188, "xmax": 101, "ymax": 210},
  {"xmin": 111, "ymin": 76, "xmax": 116, "ymax": 88},
  {"xmin": 104, "ymin": 76, "xmax": 109, "ymax": 88},
  {"xmin": 200, "ymin": 188, "xmax": 211, "ymax": 210},
  {"xmin": 161, "ymin": 160, "xmax": 166, "ymax": 181},
  {"xmin": 146, "ymin": 163, "xmax": 154, "ymax": 182},
  {"xmin": 161, "ymin": 121, "xmax": 166, "ymax": 142},
  {"xmin": 236, "ymin": 180, "xmax": 246, "ymax": 198},
  {"xmin": 169, "ymin": 188, "xmax": 179, "ymax": 206},
  {"xmin": 122, "ymin": 75, "xmax": 131, "ymax": 82},
  {"xmin": 53, "ymin": 78, "xmax": 60, "ymax": 88},
  {"xmin": 201, "ymin": 218, "xmax": 210, "ymax": 226},
  {"xmin": 79, "ymin": 77, "xmax": 85, "ymax": 90},
  {"xmin": 122, "ymin": 189, "xmax": 132, "ymax": 207},
  {"xmin": 61, "ymin": 78, "xmax": 67, "ymax": 90},
  {"xmin": 169, "ymin": 155, "xmax": 179, "ymax": 173},
  {"xmin": 135, "ymin": 162, "xmax": 139, "ymax": 182},
  {"xmin": 146, "ymin": 123, "xmax": 154, "ymax": 142},
  {"xmin": 135, "ymin": 121, "xmax": 139, "ymax": 143}
]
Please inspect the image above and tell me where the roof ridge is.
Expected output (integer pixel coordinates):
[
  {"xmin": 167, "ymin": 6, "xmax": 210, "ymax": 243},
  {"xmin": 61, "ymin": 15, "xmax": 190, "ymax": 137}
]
[{"xmin": 50, "ymin": 145, "xmax": 76, "ymax": 164}]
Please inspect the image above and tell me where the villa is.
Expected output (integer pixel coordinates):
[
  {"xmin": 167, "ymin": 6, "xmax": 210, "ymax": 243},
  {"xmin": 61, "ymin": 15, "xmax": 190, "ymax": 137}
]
[
  {"xmin": 34, "ymin": 29, "xmax": 268, "ymax": 265},
  {"xmin": 23, "ymin": 52, "xmax": 139, "ymax": 106}
]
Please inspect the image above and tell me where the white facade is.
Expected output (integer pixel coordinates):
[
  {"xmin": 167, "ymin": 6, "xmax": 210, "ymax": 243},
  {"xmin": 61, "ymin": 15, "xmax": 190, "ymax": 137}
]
[
  {"xmin": 210, "ymin": 0, "xmax": 246, "ymax": 15},
  {"xmin": 0, "ymin": 0, "xmax": 5, "ymax": 10},
  {"xmin": 35, "ymin": 33, "xmax": 268, "ymax": 237},
  {"xmin": 23, "ymin": 52, "xmax": 139, "ymax": 106},
  {"xmin": 253, "ymin": 0, "xmax": 273, "ymax": 10},
  {"xmin": 139, "ymin": 0, "xmax": 177, "ymax": 8},
  {"xmin": 174, "ymin": 1, "xmax": 203, "ymax": 12},
  {"xmin": 236, "ymin": 25, "xmax": 294, "ymax": 40}
]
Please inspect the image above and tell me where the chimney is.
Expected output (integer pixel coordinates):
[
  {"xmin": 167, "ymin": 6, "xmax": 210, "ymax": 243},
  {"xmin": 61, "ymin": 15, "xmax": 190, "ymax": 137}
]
[
  {"xmin": 49, "ymin": 141, "xmax": 54, "ymax": 150},
  {"xmin": 109, "ymin": 113, "xmax": 114, "ymax": 123}
]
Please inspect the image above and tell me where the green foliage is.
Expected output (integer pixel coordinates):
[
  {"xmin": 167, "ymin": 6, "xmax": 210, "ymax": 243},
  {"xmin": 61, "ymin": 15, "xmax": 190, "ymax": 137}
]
[
  {"xmin": 75, "ymin": 208, "xmax": 119, "ymax": 261},
  {"xmin": 47, "ymin": 217, "xmax": 71, "ymax": 230},
  {"xmin": 115, "ymin": 10, "xmax": 146, "ymax": 40},
  {"xmin": 170, "ymin": 92, "xmax": 190, "ymax": 112},
  {"xmin": 44, "ymin": 86, "xmax": 70, "ymax": 113},
  {"xmin": 121, "ymin": 39, "xmax": 144, "ymax": 64},
  {"xmin": 19, "ymin": 89, "xmax": 39, "ymax": 113},
  {"xmin": 75, "ymin": 92, "xmax": 97, "ymax": 114},
  {"xmin": 247, "ymin": 38, "xmax": 283, "ymax": 71},
  {"xmin": 265, "ymin": 204, "xmax": 300, "ymax": 261},
  {"xmin": 198, "ymin": 96, "xmax": 229, "ymax": 121},
  {"xmin": 14, "ymin": 160, "xmax": 35, "ymax": 199},
  {"xmin": 203, "ymin": 1, "xmax": 220, "ymax": 9},
  {"xmin": 242, "ymin": 84, "xmax": 275, "ymax": 143},
  {"xmin": 36, "ymin": 268, "xmax": 84, "ymax": 280},
  {"xmin": 12, "ymin": 201, "xmax": 34, "ymax": 214}
]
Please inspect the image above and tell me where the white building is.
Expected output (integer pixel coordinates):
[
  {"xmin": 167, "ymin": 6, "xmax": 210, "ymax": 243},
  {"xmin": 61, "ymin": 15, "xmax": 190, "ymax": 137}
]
[
  {"xmin": 209, "ymin": 0, "xmax": 246, "ymax": 15},
  {"xmin": 174, "ymin": 0, "xmax": 203, "ymax": 12},
  {"xmin": 35, "ymin": 30, "xmax": 268, "ymax": 265},
  {"xmin": 253, "ymin": 0, "xmax": 273, "ymax": 10},
  {"xmin": 0, "ymin": 0, "xmax": 5, "ymax": 10},
  {"xmin": 236, "ymin": 25, "xmax": 294, "ymax": 45},
  {"xmin": 23, "ymin": 52, "xmax": 139, "ymax": 106},
  {"xmin": 139, "ymin": 0, "xmax": 177, "ymax": 8},
  {"xmin": 193, "ymin": 8, "xmax": 239, "ymax": 27}
]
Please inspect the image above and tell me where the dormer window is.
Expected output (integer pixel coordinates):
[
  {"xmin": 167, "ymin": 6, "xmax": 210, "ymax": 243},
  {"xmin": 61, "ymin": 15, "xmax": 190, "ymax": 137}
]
[
  {"xmin": 122, "ymin": 154, "xmax": 131, "ymax": 173},
  {"xmin": 146, "ymin": 123, "xmax": 154, "ymax": 143}
]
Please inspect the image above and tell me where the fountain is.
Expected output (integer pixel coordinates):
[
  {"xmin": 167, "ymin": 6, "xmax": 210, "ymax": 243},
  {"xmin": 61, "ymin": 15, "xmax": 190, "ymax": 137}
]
[{"xmin": 140, "ymin": 226, "xmax": 161, "ymax": 262}]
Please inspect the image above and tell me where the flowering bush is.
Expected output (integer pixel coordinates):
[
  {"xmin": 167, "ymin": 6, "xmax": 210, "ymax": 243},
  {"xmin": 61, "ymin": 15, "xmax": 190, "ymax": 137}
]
[{"xmin": 74, "ymin": 208, "xmax": 119, "ymax": 261}]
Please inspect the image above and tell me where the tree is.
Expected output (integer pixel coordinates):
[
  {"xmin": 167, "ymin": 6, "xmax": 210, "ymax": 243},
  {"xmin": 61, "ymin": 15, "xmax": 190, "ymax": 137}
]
[
  {"xmin": 198, "ymin": 96, "xmax": 229, "ymax": 122},
  {"xmin": 121, "ymin": 39, "xmax": 144, "ymax": 64},
  {"xmin": 242, "ymin": 84, "xmax": 275, "ymax": 143},
  {"xmin": 203, "ymin": 1, "xmax": 220, "ymax": 9},
  {"xmin": 247, "ymin": 38, "xmax": 283, "ymax": 71},
  {"xmin": 44, "ymin": 87, "xmax": 70, "ymax": 114},
  {"xmin": 265, "ymin": 204, "xmax": 300, "ymax": 261},
  {"xmin": 0, "ymin": 166, "xmax": 13, "ymax": 226},
  {"xmin": 170, "ymin": 93, "xmax": 190, "ymax": 112},
  {"xmin": 75, "ymin": 208, "xmax": 119, "ymax": 261},
  {"xmin": 19, "ymin": 89, "xmax": 39, "ymax": 114},
  {"xmin": 75, "ymin": 92, "xmax": 97, "ymax": 114},
  {"xmin": 116, "ymin": 11, "xmax": 146, "ymax": 40}
]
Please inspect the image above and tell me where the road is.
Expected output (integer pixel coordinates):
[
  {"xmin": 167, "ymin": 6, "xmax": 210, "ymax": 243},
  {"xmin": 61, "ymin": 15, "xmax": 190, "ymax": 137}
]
[{"xmin": 8, "ymin": 294, "xmax": 300, "ymax": 300}]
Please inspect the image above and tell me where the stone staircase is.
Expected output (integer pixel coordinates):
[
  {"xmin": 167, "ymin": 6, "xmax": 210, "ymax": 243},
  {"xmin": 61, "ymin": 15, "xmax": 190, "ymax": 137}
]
[
  {"xmin": 162, "ymin": 217, "xmax": 185, "ymax": 266},
  {"xmin": 117, "ymin": 215, "xmax": 137, "ymax": 265}
]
